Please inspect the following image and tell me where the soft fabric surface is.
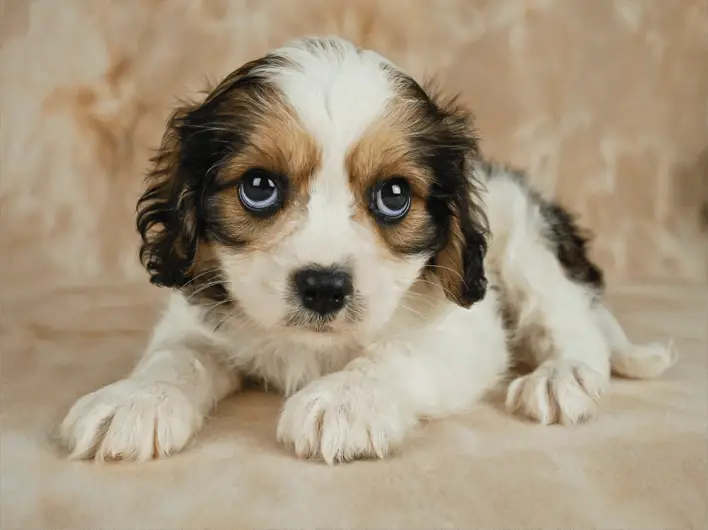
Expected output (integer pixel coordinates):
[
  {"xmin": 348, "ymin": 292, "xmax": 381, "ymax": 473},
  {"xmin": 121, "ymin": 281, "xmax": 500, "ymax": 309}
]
[
  {"xmin": 1, "ymin": 284, "xmax": 708, "ymax": 528},
  {"xmin": 1, "ymin": 284, "xmax": 706, "ymax": 528},
  {"xmin": 1, "ymin": 1, "xmax": 707, "ymax": 528}
]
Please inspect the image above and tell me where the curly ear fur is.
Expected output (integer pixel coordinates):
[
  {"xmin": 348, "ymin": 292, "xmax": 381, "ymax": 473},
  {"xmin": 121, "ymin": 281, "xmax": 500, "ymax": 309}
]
[
  {"xmin": 137, "ymin": 55, "xmax": 285, "ymax": 289},
  {"xmin": 417, "ymin": 84, "xmax": 489, "ymax": 308},
  {"xmin": 136, "ymin": 97, "xmax": 237, "ymax": 289},
  {"xmin": 138, "ymin": 63, "xmax": 489, "ymax": 307},
  {"xmin": 136, "ymin": 104, "xmax": 204, "ymax": 288}
]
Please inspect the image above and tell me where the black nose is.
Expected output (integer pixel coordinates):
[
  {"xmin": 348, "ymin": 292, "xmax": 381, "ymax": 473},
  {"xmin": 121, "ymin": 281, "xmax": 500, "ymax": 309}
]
[{"xmin": 293, "ymin": 268, "xmax": 353, "ymax": 316}]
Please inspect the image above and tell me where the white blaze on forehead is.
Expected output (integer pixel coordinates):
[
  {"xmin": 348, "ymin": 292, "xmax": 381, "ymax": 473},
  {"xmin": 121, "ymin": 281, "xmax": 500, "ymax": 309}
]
[
  {"xmin": 257, "ymin": 37, "xmax": 397, "ymax": 151},
  {"xmin": 253, "ymin": 37, "xmax": 400, "ymax": 265}
]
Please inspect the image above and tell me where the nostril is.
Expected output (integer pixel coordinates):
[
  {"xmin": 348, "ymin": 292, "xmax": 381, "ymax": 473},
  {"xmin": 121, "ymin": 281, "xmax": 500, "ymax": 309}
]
[
  {"xmin": 293, "ymin": 267, "xmax": 353, "ymax": 315},
  {"xmin": 303, "ymin": 289, "xmax": 317, "ymax": 302}
]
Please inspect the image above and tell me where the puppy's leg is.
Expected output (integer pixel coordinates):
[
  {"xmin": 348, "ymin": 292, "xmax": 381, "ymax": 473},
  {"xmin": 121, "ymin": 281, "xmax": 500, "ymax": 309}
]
[
  {"xmin": 56, "ymin": 297, "xmax": 240, "ymax": 462},
  {"xmin": 593, "ymin": 303, "xmax": 677, "ymax": 379},
  {"xmin": 501, "ymin": 238, "xmax": 611, "ymax": 424},
  {"xmin": 277, "ymin": 291, "xmax": 509, "ymax": 463},
  {"xmin": 503, "ymin": 277, "xmax": 612, "ymax": 425}
]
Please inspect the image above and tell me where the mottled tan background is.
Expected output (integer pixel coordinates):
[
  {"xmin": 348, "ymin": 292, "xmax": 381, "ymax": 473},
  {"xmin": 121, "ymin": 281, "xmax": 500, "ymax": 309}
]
[
  {"xmin": 1, "ymin": 0, "xmax": 707, "ymax": 291},
  {"xmin": 1, "ymin": 3, "xmax": 707, "ymax": 529}
]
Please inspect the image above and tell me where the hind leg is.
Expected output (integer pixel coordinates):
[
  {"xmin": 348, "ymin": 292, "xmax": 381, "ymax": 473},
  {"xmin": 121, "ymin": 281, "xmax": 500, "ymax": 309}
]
[
  {"xmin": 492, "ymin": 205, "xmax": 612, "ymax": 425},
  {"xmin": 593, "ymin": 303, "xmax": 677, "ymax": 379},
  {"xmin": 503, "ymin": 267, "xmax": 611, "ymax": 425},
  {"xmin": 482, "ymin": 168, "xmax": 611, "ymax": 424}
]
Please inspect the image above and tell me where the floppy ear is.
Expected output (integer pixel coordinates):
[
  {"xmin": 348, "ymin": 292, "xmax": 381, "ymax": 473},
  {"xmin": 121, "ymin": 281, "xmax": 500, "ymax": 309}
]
[
  {"xmin": 136, "ymin": 103, "xmax": 205, "ymax": 288},
  {"xmin": 422, "ymin": 92, "xmax": 489, "ymax": 308},
  {"xmin": 136, "ymin": 58, "xmax": 280, "ymax": 289},
  {"xmin": 432, "ymin": 177, "xmax": 488, "ymax": 308}
]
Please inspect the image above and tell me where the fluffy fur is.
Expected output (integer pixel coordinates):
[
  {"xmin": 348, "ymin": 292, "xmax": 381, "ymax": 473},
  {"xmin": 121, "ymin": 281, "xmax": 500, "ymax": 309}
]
[{"xmin": 56, "ymin": 36, "xmax": 676, "ymax": 464}]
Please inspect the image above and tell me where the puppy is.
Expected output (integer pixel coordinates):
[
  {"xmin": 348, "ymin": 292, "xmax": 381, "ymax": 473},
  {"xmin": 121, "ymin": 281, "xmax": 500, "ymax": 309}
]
[{"xmin": 57, "ymin": 36, "xmax": 676, "ymax": 464}]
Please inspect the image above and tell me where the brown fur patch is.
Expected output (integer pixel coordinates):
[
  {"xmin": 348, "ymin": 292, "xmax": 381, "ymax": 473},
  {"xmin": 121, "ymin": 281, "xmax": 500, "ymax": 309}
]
[
  {"xmin": 345, "ymin": 102, "xmax": 436, "ymax": 255},
  {"xmin": 347, "ymin": 70, "xmax": 488, "ymax": 307},
  {"xmin": 216, "ymin": 86, "xmax": 320, "ymax": 193},
  {"xmin": 136, "ymin": 54, "xmax": 321, "ymax": 293},
  {"xmin": 432, "ymin": 208, "xmax": 467, "ymax": 303},
  {"xmin": 207, "ymin": 89, "xmax": 321, "ymax": 249}
]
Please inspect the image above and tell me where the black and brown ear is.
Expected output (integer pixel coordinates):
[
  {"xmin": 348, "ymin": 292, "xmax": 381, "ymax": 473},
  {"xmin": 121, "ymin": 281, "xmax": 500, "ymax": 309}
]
[
  {"xmin": 136, "ymin": 103, "xmax": 204, "ymax": 288},
  {"xmin": 136, "ymin": 56, "xmax": 283, "ymax": 289},
  {"xmin": 418, "ymin": 86, "xmax": 489, "ymax": 308},
  {"xmin": 136, "ymin": 94, "xmax": 239, "ymax": 289},
  {"xmin": 431, "ymin": 183, "xmax": 488, "ymax": 308}
]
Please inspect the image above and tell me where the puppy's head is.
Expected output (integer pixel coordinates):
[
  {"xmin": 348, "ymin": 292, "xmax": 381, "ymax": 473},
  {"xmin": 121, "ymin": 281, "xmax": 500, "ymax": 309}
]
[{"xmin": 137, "ymin": 36, "xmax": 487, "ymax": 342}]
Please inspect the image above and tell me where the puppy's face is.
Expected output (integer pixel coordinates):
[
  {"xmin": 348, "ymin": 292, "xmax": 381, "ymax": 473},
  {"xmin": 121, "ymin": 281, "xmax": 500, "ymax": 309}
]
[{"xmin": 138, "ymin": 37, "xmax": 487, "ymax": 343}]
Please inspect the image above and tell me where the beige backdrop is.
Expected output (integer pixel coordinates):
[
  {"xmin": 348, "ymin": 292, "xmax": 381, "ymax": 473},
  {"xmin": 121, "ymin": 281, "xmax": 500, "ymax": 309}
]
[
  {"xmin": 1, "ymin": 0, "xmax": 706, "ymax": 291},
  {"xmin": 2, "ymin": 3, "xmax": 707, "ymax": 529}
]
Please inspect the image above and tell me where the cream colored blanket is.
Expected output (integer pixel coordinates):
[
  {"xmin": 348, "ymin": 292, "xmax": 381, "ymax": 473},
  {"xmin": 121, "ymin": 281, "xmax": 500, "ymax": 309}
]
[
  {"xmin": 1, "ymin": 1, "xmax": 706, "ymax": 528},
  {"xmin": 1, "ymin": 284, "xmax": 706, "ymax": 528}
]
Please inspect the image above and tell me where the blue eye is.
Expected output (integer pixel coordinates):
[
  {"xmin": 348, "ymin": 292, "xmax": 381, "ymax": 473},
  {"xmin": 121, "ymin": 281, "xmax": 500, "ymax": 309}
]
[
  {"xmin": 238, "ymin": 169, "xmax": 282, "ymax": 213},
  {"xmin": 372, "ymin": 178, "xmax": 411, "ymax": 220}
]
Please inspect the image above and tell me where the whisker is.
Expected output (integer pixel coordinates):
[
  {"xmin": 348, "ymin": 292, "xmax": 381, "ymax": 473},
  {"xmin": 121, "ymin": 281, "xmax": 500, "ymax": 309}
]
[
  {"xmin": 180, "ymin": 269, "xmax": 223, "ymax": 290},
  {"xmin": 186, "ymin": 280, "xmax": 230, "ymax": 300},
  {"xmin": 396, "ymin": 301, "xmax": 427, "ymax": 321},
  {"xmin": 211, "ymin": 317, "xmax": 229, "ymax": 333},
  {"xmin": 414, "ymin": 277, "xmax": 459, "ymax": 302},
  {"xmin": 400, "ymin": 291, "xmax": 439, "ymax": 308},
  {"xmin": 425, "ymin": 263, "xmax": 466, "ymax": 285},
  {"xmin": 204, "ymin": 298, "xmax": 233, "ymax": 314}
]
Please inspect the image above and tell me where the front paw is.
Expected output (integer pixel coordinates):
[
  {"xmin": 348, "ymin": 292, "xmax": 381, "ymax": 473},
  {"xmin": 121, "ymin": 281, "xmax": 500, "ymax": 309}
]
[
  {"xmin": 56, "ymin": 379, "xmax": 204, "ymax": 462},
  {"xmin": 506, "ymin": 359, "xmax": 608, "ymax": 425},
  {"xmin": 277, "ymin": 373, "xmax": 413, "ymax": 464}
]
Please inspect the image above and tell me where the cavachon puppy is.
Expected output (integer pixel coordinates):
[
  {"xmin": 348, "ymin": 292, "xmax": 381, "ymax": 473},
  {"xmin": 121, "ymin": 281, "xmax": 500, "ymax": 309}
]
[{"xmin": 56, "ymin": 36, "xmax": 676, "ymax": 464}]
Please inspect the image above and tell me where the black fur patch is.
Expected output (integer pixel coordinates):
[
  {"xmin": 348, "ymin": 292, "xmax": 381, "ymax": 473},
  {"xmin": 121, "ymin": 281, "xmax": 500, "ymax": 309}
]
[
  {"xmin": 136, "ymin": 54, "xmax": 287, "ymax": 304},
  {"xmin": 485, "ymin": 163, "xmax": 604, "ymax": 294},
  {"xmin": 540, "ymin": 201, "xmax": 605, "ymax": 293},
  {"xmin": 390, "ymin": 72, "xmax": 489, "ymax": 307},
  {"xmin": 138, "ymin": 51, "xmax": 490, "ymax": 309}
]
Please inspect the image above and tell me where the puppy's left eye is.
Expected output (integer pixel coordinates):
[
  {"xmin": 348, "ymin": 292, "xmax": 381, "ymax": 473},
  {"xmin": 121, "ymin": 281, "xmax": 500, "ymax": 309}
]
[
  {"xmin": 371, "ymin": 178, "xmax": 411, "ymax": 222},
  {"xmin": 238, "ymin": 169, "xmax": 283, "ymax": 214}
]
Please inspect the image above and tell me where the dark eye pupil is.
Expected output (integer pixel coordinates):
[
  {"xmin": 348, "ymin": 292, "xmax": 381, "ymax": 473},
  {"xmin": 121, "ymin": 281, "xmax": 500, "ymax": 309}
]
[
  {"xmin": 372, "ymin": 178, "xmax": 411, "ymax": 222},
  {"xmin": 244, "ymin": 175, "xmax": 275, "ymax": 201},
  {"xmin": 381, "ymin": 182, "xmax": 407, "ymax": 210},
  {"xmin": 239, "ymin": 169, "xmax": 282, "ymax": 212}
]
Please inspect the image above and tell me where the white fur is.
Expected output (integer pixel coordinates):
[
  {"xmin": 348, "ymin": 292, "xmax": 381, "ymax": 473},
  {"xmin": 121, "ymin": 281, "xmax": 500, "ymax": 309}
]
[
  {"xmin": 57, "ymin": 36, "xmax": 676, "ymax": 463},
  {"xmin": 479, "ymin": 164, "xmax": 675, "ymax": 424},
  {"xmin": 219, "ymin": 37, "xmax": 424, "ymax": 341}
]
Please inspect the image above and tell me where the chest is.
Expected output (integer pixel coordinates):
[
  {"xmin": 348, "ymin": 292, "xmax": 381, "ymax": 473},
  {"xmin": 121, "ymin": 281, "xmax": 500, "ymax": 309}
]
[{"xmin": 218, "ymin": 328, "xmax": 361, "ymax": 396}]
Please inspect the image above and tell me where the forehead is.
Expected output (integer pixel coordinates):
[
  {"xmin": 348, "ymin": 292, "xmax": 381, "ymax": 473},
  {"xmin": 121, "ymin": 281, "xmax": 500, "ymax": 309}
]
[{"xmin": 252, "ymin": 38, "xmax": 398, "ymax": 159}]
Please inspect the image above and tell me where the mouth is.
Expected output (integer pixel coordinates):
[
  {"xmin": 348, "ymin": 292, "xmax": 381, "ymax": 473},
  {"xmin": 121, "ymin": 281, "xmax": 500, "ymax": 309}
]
[
  {"xmin": 283, "ymin": 293, "xmax": 365, "ymax": 334},
  {"xmin": 300, "ymin": 323, "xmax": 334, "ymax": 333},
  {"xmin": 285, "ymin": 312, "xmax": 337, "ymax": 333}
]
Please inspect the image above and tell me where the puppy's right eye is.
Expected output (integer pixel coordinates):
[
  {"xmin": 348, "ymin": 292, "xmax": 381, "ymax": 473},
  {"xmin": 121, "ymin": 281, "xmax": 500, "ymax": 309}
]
[
  {"xmin": 238, "ymin": 169, "xmax": 284, "ymax": 215},
  {"xmin": 370, "ymin": 177, "xmax": 411, "ymax": 224}
]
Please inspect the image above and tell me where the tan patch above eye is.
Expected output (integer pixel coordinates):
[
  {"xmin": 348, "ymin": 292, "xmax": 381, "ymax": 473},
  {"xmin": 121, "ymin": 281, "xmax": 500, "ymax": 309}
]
[
  {"xmin": 209, "ymin": 91, "xmax": 321, "ymax": 248},
  {"xmin": 346, "ymin": 103, "xmax": 436, "ymax": 255},
  {"xmin": 346, "ymin": 111, "xmax": 430, "ymax": 198},
  {"xmin": 223, "ymin": 95, "xmax": 321, "ymax": 196}
]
